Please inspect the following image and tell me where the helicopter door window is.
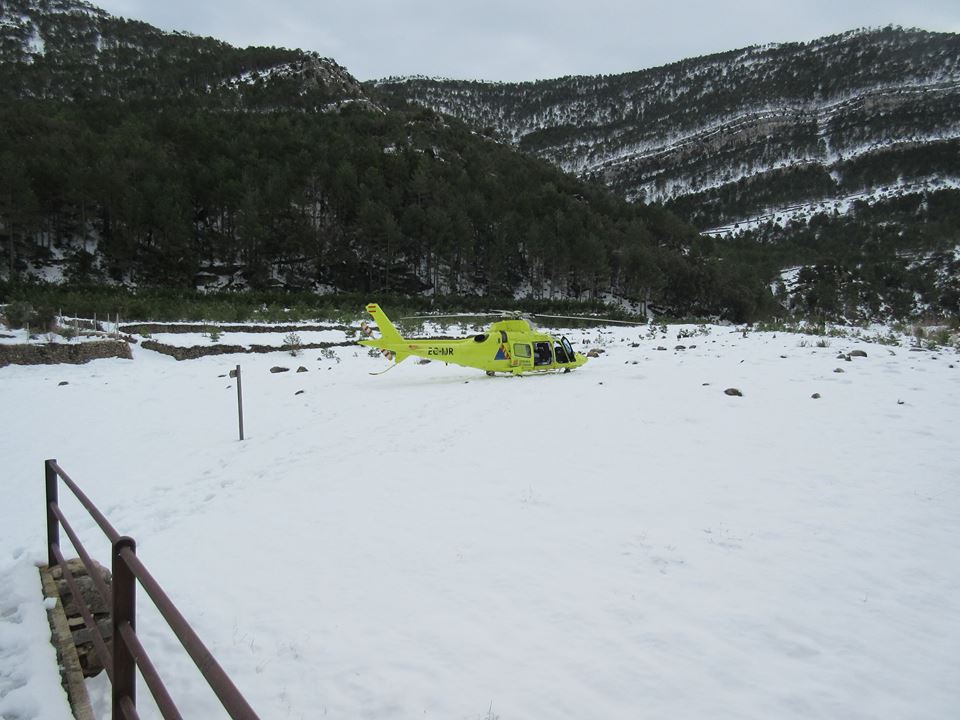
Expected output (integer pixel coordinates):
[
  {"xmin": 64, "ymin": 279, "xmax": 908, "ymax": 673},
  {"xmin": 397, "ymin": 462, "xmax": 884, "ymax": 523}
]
[
  {"xmin": 533, "ymin": 342, "xmax": 552, "ymax": 366},
  {"xmin": 513, "ymin": 343, "xmax": 531, "ymax": 358},
  {"xmin": 561, "ymin": 337, "xmax": 575, "ymax": 362},
  {"xmin": 554, "ymin": 343, "xmax": 569, "ymax": 363}
]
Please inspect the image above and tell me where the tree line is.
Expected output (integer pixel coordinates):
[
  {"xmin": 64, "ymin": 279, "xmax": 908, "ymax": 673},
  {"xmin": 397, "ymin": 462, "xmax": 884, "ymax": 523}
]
[{"xmin": 0, "ymin": 94, "xmax": 779, "ymax": 320}]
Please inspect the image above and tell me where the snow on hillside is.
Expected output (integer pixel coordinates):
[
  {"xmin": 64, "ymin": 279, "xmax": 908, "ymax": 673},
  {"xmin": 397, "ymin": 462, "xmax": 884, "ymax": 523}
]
[
  {"xmin": 1, "ymin": 324, "xmax": 959, "ymax": 720},
  {"xmin": 703, "ymin": 175, "xmax": 960, "ymax": 237}
]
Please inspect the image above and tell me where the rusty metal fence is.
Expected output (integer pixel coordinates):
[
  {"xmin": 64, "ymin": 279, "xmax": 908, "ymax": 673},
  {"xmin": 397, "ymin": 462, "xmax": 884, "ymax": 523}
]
[{"xmin": 44, "ymin": 459, "xmax": 261, "ymax": 720}]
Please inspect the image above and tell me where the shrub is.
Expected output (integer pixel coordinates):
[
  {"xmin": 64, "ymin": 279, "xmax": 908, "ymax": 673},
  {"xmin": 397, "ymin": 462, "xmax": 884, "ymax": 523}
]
[
  {"xmin": 36, "ymin": 307, "xmax": 58, "ymax": 332},
  {"xmin": 284, "ymin": 331, "xmax": 303, "ymax": 356},
  {"xmin": 3, "ymin": 301, "xmax": 36, "ymax": 329},
  {"xmin": 928, "ymin": 328, "xmax": 951, "ymax": 349}
]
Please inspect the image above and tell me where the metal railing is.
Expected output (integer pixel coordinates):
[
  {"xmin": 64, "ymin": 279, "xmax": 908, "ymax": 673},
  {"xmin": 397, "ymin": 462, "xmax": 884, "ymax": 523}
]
[{"xmin": 44, "ymin": 459, "xmax": 261, "ymax": 720}]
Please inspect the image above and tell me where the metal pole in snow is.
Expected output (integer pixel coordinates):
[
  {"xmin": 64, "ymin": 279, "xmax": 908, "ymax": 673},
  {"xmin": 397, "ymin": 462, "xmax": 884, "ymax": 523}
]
[
  {"xmin": 237, "ymin": 365, "xmax": 244, "ymax": 441},
  {"xmin": 230, "ymin": 365, "xmax": 244, "ymax": 441}
]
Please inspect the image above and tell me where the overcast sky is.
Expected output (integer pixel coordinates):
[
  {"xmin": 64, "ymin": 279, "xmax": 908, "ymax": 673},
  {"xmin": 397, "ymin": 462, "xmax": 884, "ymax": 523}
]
[{"xmin": 94, "ymin": 1, "xmax": 960, "ymax": 82}]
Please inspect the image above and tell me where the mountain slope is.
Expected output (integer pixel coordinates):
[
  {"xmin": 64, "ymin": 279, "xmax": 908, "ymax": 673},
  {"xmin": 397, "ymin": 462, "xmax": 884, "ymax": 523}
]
[
  {"xmin": 376, "ymin": 28, "xmax": 960, "ymax": 214},
  {"xmin": 1, "ymin": 1, "xmax": 775, "ymax": 319},
  {"xmin": 375, "ymin": 28, "xmax": 960, "ymax": 319},
  {"xmin": 0, "ymin": 0, "xmax": 364, "ymax": 109}
]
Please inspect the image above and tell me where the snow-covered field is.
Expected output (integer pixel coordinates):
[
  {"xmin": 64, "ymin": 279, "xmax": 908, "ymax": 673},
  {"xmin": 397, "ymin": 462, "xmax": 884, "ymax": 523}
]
[{"xmin": 1, "ymin": 324, "xmax": 959, "ymax": 720}]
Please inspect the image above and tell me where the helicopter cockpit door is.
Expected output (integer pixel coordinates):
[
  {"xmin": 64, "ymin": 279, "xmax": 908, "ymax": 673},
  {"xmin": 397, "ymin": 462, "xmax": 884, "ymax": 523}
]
[
  {"xmin": 533, "ymin": 341, "xmax": 553, "ymax": 366},
  {"xmin": 559, "ymin": 336, "xmax": 575, "ymax": 363}
]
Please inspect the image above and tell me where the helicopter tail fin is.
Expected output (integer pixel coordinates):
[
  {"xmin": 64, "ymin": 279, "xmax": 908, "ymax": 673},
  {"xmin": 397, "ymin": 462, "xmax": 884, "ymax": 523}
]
[
  {"xmin": 360, "ymin": 304, "xmax": 411, "ymax": 366},
  {"xmin": 364, "ymin": 303, "xmax": 404, "ymax": 343}
]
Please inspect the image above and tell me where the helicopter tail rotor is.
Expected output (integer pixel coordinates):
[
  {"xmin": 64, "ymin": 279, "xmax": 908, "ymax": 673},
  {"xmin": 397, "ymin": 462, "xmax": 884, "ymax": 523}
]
[{"xmin": 360, "ymin": 321, "xmax": 396, "ymax": 361}]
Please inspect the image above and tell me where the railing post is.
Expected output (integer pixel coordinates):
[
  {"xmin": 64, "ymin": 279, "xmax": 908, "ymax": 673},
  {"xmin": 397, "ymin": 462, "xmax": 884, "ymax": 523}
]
[
  {"xmin": 112, "ymin": 537, "xmax": 137, "ymax": 720},
  {"xmin": 45, "ymin": 459, "xmax": 59, "ymax": 568}
]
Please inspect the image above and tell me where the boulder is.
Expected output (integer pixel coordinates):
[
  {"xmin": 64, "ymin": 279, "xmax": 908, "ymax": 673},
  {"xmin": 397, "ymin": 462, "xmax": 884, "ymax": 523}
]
[
  {"xmin": 270, "ymin": 366, "xmax": 289, "ymax": 373},
  {"xmin": 724, "ymin": 388, "xmax": 743, "ymax": 396}
]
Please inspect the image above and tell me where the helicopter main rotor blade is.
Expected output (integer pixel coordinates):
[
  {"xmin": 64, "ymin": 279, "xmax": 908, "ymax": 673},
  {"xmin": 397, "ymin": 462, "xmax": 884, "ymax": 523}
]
[
  {"xmin": 532, "ymin": 313, "xmax": 646, "ymax": 325},
  {"xmin": 395, "ymin": 311, "xmax": 645, "ymax": 325},
  {"xmin": 397, "ymin": 313, "xmax": 503, "ymax": 321}
]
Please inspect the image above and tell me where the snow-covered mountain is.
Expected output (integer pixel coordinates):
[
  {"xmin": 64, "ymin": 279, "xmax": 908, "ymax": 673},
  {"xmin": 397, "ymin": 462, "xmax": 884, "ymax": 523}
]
[
  {"xmin": 2, "ymin": 4, "xmax": 957, "ymax": 320},
  {"xmin": 376, "ymin": 27, "xmax": 960, "ymax": 231},
  {"xmin": 5, "ymin": 2, "xmax": 734, "ymax": 315},
  {"xmin": 0, "ymin": 0, "xmax": 367, "ymax": 108}
]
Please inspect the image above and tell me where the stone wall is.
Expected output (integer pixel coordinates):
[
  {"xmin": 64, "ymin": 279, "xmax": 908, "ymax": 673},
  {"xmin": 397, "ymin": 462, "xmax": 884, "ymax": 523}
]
[
  {"xmin": 0, "ymin": 341, "xmax": 132, "ymax": 367},
  {"xmin": 121, "ymin": 322, "xmax": 352, "ymax": 335},
  {"xmin": 141, "ymin": 339, "xmax": 358, "ymax": 360},
  {"xmin": 48, "ymin": 558, "xmax": 113, "ymax": 678}
]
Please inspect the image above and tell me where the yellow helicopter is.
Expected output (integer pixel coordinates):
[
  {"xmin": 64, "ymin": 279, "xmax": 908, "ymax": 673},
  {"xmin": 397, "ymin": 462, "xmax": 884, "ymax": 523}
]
[{"xmin": 358, "ymin": 303, "xmax": 637, "ymax": 376}]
